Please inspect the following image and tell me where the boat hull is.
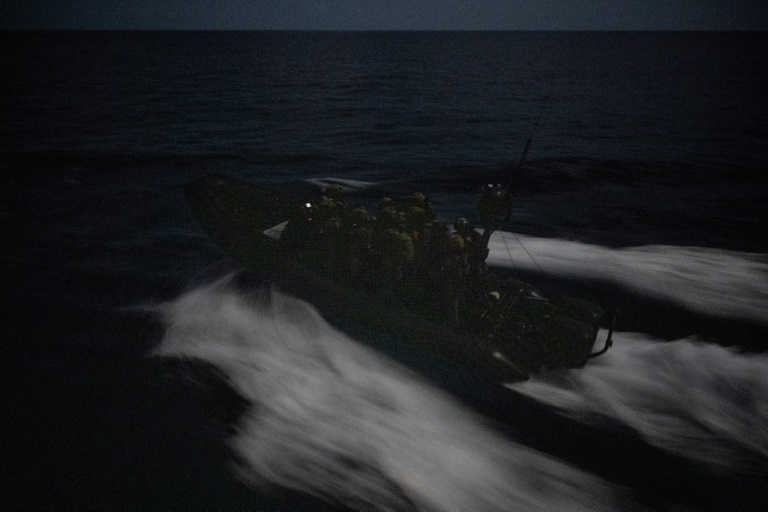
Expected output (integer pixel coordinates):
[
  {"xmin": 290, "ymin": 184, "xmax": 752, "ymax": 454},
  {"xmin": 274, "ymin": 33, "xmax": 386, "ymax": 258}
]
[{"xmin": 185, "ymin": 174, "xmax": 601, "ymax": 383}]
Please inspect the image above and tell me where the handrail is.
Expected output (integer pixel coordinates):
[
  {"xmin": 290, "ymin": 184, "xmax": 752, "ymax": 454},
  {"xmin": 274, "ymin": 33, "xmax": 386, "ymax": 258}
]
[{"xmin": 589, "ymin": 306, "xmax": 618, "ymax": 358}]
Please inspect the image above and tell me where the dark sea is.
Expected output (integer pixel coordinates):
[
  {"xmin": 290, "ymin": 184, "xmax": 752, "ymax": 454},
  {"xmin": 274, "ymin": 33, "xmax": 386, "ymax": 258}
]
[{"xmin": 3, "ymin": 31, "xmax": 768, "ymax": 511}]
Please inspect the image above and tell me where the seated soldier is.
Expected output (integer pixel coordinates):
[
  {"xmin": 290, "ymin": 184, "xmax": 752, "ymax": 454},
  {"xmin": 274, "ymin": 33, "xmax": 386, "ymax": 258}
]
[
  {"xmin": 344, "ymin": 206, "xmax": 373, "ymax": 278},
  {"xmin": 324, "ymin": 183, "xmax": 346, "ymax": 206},
  {"xmin": 453, "ymin": 217, "xmax": 481, "ymax": 256}
]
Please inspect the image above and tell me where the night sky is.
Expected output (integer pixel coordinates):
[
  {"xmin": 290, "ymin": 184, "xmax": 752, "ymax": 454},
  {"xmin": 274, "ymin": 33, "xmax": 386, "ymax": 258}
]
[{"xmin": 3, "ymin": 0, "xmax": 767, "ymax": 30}]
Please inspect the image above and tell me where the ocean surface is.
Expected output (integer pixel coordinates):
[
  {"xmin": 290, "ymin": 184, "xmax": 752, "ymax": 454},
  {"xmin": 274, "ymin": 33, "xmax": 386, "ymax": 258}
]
[{"xmin": 3, "ymin": 31, "xmax": 767, "ymax": 510}]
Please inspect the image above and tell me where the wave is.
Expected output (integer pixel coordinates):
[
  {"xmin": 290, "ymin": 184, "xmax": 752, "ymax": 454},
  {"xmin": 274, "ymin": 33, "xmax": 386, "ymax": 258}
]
[
  {"xmin": 487, "ymin": 232, "xmax": 768, "ymax": 325},
  {"xmin": 417, "ymin": 157, "xmax": 764, "ymax": 196},
  {"xmin": 508, "ymin": 331, "xmax": 768, "ymax": 475},
  {"xmin": 152, "ymin": 277, "xmax": 631, "ymax": 512},
  {"xmin": 525, "ymin": 157, "xmax": 765, "ymax": 187},
  {"xmin": 0, "ymin": 149, "xmax": 336, "ymax": 176},
  {"xmin": 305, "ymin": 177, "xmax": 382, "ymax": 193}
]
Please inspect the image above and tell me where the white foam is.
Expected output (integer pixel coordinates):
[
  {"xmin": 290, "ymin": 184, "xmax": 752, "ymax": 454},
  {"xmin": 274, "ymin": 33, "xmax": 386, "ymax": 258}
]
[
  {"xmin": 488, "ymin": 232, "xmax": 768, "ymax": 323},
  {"xmin": 153, "ymin": 277, "xmax": 630, "ymax": 511},
  {"xmin": 306, "ymin": 177, "xmax": 380, "ymax": 192},
  {"xmin": 508, "ymin": 330, "xmax": 768, "ymax": 474}
]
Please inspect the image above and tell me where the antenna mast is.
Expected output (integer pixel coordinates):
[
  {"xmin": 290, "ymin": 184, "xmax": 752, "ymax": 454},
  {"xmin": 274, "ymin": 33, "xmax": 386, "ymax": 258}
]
[{"xmin": 477, "ymin": 102, "xmax": 546, "ymax": 260}]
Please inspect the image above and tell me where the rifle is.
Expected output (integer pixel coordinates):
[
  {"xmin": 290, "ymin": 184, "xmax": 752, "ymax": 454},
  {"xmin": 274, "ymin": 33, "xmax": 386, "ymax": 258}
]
[
  {"xmin": 477, "ymin": 137, "xmax": 533, "ymax": 255},
  {"xmin": 504, "ymin": 137, "xmax": 532, "ymax": 201}
]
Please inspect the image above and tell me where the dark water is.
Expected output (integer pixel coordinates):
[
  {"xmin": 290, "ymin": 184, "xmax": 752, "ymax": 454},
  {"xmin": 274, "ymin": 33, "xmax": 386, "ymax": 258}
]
[{"xmin": 3, "ymin": 31, "xmax": 768, "ymax": 510}]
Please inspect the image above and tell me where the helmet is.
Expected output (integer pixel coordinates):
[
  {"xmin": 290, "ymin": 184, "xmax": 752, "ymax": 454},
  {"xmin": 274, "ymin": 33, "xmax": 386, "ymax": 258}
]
[
  {"xmin": 324, "ymin": 184, "xmax": 344, "ymax": 202},
  {"xmin": 350, "ymin": 207, "xmax": 370, "ymax": 227},
  {"xmin": 454, "ymin": 217, "xmax": 470, "ymax": 233},
  {"xmin": 408, "ymin": 192, "xmax": 426, "ymax": 209}
]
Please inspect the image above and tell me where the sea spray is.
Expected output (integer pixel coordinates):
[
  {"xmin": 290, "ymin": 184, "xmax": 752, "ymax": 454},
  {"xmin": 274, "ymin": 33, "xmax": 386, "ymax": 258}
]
[
  {"xmin": 488, "ymin": 233, "xmax": 768, "ymax": 324},
  {"xmin": 153, "ymin": 276, "xmax": 632, "ymax": 512},
  {"xmin": 509, "ymin": 330, "xmax": 768, "ymax": 474}
]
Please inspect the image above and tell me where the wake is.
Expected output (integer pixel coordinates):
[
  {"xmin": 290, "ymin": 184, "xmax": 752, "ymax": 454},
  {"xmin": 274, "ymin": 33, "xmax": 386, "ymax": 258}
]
[
  {"xmin": 306, "ymin": 177, "xmax": 381, "ymax": 193},
  {"xmin": 509, "ymin": 330, "xmax": 768, "ymax": 475},
  {"xmin": 488, "ymin": 232, "xmax": 768, "ymax": 324},
  {"xmin": 152, "ymin": 277, "xmax": 632, "ymax": 512},
  {"xmin": 492, "ymin": 233, "xmax": 768, "ymax": 474}
]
